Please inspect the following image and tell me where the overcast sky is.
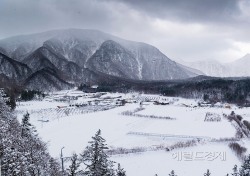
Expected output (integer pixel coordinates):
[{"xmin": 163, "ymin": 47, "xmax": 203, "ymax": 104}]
[{"xmin": 0, "ymin": 0, "xmax": 250, "ymax": 62}]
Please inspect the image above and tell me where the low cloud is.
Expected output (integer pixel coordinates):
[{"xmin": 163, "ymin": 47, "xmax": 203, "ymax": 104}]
[{"xmin": 0, "ymin": 0, "xmax": 249, "ymax": 62}]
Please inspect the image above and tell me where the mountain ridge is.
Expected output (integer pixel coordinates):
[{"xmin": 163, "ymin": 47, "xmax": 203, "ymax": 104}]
[
  {"xmin": 0, "ymin": 29, "xmax": 202, "ymax": 91},
  {"xmin": 0, "ymin": 52, "xmax": 32, "ymax": 81}
]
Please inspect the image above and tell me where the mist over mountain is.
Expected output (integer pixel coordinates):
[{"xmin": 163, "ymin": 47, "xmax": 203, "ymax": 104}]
[
  {"xmin": 178, "ymin": 54, "xmax": 250, "ymax": 77},
  {"xmin": 229, "ymin": 54, "xmax": 250, "ymax": 77},
  {"xmin": 0, "ymin": 29, "xmax": 200, "ymax": 91}
]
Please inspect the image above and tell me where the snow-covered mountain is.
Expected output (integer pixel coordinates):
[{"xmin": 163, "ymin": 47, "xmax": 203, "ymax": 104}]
[
  {"xmin": 86, "ymin": 40, "xmax": 195, "ymax": 80},
  {"xmin": 24, "ymin": 68, "xmax": 73, "ymax": 92},
  {"xmin": 176, "ymin": 62, "xmax": 204, "ymax": 77},
  {"xmin": 22, "ymin": 46, "xmax": 84, "ymax": 81},
  {"xmin": 178, "ymin": 54, "xmax": 250, "ymax": 77},
  {"xmin": 86, "ymin": 40, "xmax": 141, "ymax": 79},
  {"xmin": 0, "ymin": 29, "xmax": 199, "ymax": 82},
  {"xmin": 229, "ymin": 54, "xmax": 250, "ymax": 77},
  {"xmin": 178, "ymin": 60, "xmax": 227, "ymax": 77},
  {"xmin": 0, "ymin": 52, "xmax": 31, "ymax": 81},
  {"xmin": 23, "ymin": 47, "xmax": 59, "ymax": 72}
]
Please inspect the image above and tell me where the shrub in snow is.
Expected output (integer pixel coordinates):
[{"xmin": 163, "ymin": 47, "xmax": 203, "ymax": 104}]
[
  {"xmin": 121, "ymin": 107, "xmax": 174, "ymax": 120},
  {"xmin": 225, "ymin": 112, "xmax": 250, "ymax": 138},
  {"xmin": 121, "ymin": 107, "xmax": 145, "ymax": 115},
  {"xmin": 243, "ymin": 120, "xmax": 250, "ymax": 131},
  {"xmin": 231, "ymin": 165, "xmax": 239, "ymax": 176},
  {"xmin": 167, "ymin": 140, "xmax": 197, "ymax": 151},
  {"xmin": 204, "ymin": 112, "xmax": 221, "ymax": 122},
  {"xmin": 211, "ymin": 137, "xmax": 238, "ymax": 143},
  {"xmin": 107, "ymin": 147, "xmax": 147, "ymax": 155},
  {"xmin": 236, "ymin": 115, "xmax": 243, "ymax": 121},
  {"xmin": 116, "ymin": 163, "xmax": 126, "ymax": 176},
  {"xmin": 169, "ymin": 170, "xmax": 177, "ymax": 176},
  {"xmin": 204, "ymin": 169, "xmax": 211, "ymax": 176},
  {"xmin": 229, "ymin": 142, "xmax": 247, "ymax": 160}
]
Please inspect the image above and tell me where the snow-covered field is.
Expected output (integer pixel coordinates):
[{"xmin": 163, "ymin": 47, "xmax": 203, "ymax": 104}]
[{"xmin": 15, "ymin": 90, "xmax": 250, "ymax": 176}]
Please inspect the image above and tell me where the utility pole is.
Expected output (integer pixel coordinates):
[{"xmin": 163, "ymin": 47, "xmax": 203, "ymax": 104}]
[{"xmin": 61, "ymin": 147, "xmax": 65, "ymax": 175}]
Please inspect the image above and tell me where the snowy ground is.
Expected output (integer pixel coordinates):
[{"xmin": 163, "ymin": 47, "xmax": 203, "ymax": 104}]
[{"xmin": 15, "ymin": 90, "xmax": 250, "ymax": 176}]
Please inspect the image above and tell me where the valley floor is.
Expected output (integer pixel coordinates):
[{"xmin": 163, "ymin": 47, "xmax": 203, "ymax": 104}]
[{"xmin": 15, "ymin": 90, "xmax": 250, "ymax": 176}]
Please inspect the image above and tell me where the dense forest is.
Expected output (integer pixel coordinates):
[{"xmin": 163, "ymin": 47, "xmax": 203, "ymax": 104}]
[
  {"xmin": 79, "ymin": 77, "xmax": 250, "ymax": 106},
  {"xmin": 0, "ymin": 91, "xmax": 61, "ymax": 175}
]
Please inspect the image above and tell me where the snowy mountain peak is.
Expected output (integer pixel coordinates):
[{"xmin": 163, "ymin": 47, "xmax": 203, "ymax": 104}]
[{"xmin": 0, "ymin": 29, "xmax": 200, "ymax": 81}]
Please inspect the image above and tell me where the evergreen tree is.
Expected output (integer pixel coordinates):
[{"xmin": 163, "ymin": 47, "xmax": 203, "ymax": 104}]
[
  {"xmin": 67, "ymin": 153, "xmax": 81, "ymax": 176},
  {"xmin": 169, "ymin": 170, "xmax": 177, "ymax": 176},
  {"xmin": 232, "ymin": 165, "xmax": 239, "ymax": 176},
  {"xmin": 21, "ymin": 112, "xmax": 32, "ymax": 137},
  {"xmin": 204, "ymin": 169, "xmax": 211, "ymax": 176},
  {"xmin": 0, "ymin": 88, "xmax": 16, "ymax": 110},
  {"xmin": 81, "ymin": 129, "xmax": 115, "ymax": 176},
  {"xmin": 116, "ymin": 163, "xmax": 126, "ymax": 176},
  {"xmin": 48, "ymin": 157, "xmax": 61, "ymax": 176},
  {"xmin": 0, "ymin": 93, "xmax": 60, "ymax": 175},
  {"xmin": 239, "ymin": 155, "xmax": 250, "ymax": 176}
]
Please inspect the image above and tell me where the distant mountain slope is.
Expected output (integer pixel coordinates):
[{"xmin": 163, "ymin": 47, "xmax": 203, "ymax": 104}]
[
  {"xmin": 229, "ymin": 54, "xmax": 250, "ymax": 77},
  {"xmin": 176, "ymin": 62, "xmax": 204, "ymax": 77},
  {"xmin": 179, "ymin": 60, "xmax": 228, "ymax": 77},
  {"xmin": 178, "ymin": 54, "xmax": 250, "ymax": 77},
  {"xmin": 24, "ymin": 68, "xmax": 73, "ymax": 92},
  {"xmin": 0, "ymin": 29, "xmax": 198, "ymax": 81},
  {"xmin": 0, "ymin": 52, "xmax": 31, "ymax": 81}
]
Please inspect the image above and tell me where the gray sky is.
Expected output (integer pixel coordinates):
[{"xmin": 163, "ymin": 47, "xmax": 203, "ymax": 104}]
[{"xmin": 0, "ymin": 0, "xmax": 250, "ymax": 62}]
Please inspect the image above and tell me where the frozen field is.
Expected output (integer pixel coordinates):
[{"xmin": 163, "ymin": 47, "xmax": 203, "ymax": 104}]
[{"xmin": 15, "ymin": 90, "xmax": 250, "ymax": 176}]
